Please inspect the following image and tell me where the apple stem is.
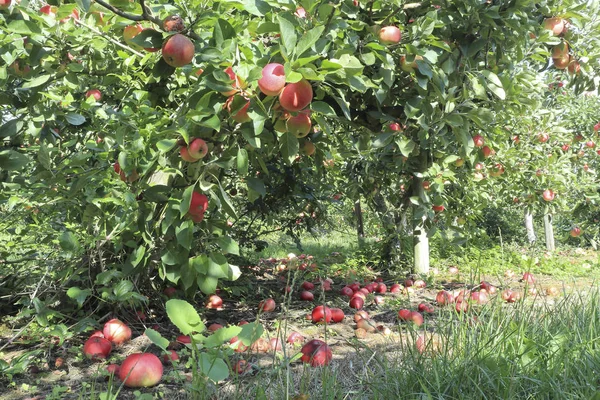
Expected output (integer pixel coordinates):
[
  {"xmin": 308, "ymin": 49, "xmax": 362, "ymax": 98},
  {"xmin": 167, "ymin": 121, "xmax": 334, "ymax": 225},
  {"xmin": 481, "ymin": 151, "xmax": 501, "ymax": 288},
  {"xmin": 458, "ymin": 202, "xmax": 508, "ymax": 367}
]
[{"xmin": 75, "ymin": 19, "xmax": 145, "ymax": 58}]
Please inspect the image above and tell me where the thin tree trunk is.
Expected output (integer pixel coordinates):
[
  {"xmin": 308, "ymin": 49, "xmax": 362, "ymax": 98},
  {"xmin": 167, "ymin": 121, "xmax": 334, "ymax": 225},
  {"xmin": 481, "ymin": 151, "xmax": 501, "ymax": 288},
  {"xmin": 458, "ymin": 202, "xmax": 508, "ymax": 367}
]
[
  {"xmin": 524, "ymin": 209, "xmax": 536, "ymax": 244},
  {"xmin": 354, "ymin": 199, "xmax": 365, "ymax": 246},
  {"xmin": 544, "ymin": 214, "xmax": 555, "ymax": 251},
  {"xmin": 413, "ymin": 152, "xmax": 429, "ymax": 274}
]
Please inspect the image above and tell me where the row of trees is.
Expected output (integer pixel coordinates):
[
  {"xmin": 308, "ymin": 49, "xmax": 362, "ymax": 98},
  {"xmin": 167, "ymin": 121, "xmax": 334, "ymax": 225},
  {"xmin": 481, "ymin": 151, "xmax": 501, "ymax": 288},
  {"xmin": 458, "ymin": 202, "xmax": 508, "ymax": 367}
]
[{"xmin": 1, "ymin": 0, "xmax": 599, "ymax": 316}]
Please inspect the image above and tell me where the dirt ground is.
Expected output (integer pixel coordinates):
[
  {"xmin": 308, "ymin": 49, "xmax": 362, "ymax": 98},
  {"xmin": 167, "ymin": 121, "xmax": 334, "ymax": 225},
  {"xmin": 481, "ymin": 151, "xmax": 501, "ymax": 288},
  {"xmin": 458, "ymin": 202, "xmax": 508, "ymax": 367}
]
[{"xmin": 1, "ymin": 252, "xmax": 598, "ymax": 400}]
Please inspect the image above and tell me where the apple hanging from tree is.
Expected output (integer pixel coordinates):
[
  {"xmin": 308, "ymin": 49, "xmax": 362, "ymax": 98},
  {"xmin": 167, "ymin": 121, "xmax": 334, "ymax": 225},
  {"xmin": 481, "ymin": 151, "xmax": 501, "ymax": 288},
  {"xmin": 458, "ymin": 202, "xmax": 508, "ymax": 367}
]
[
  {"xmin": 162, "ymin": 15, "xmax": 185, "ymax": 32},
  {"xmin": 85, "ymin": 89, "xmax": 102, "ymax": 101},
  {"xmin": 570, "ymin": 226, "xmax": 582, "ymax": 237},
  {"xmin": 0, "ymin": 0, "xmax": 12, "ymax": 9},
  {"xmin": 378, "ymin": 26, "xmax": 401, "ymax": 44},
  {"xmin": 473, "ymin": 134, "xmax": 485, "ymax": 147},
  {"xmin": 543, "ymin": 17, "xmax": 566, "ymax": 36},
  {"xmin": 258, "ymin": 63, "xmax": 286, "ymax": 96},
  {"xmin": 279, "ymin": 80, "xmax": 313, "ymax": 112},
  {"xmin": 542, "ymin": 189, "xmax": 555, "ymax": 202},
  {"xmin": 162, "ymin": 34, "xmax": 195, "ymax": 67}
]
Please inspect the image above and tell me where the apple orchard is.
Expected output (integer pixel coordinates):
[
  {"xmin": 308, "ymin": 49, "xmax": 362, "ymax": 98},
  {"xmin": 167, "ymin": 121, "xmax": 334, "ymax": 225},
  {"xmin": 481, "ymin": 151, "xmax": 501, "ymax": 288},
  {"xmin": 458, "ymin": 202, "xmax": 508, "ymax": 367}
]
[{"xmin": 1, "ymin": 0, "xmax": 600, "ymax": 394}]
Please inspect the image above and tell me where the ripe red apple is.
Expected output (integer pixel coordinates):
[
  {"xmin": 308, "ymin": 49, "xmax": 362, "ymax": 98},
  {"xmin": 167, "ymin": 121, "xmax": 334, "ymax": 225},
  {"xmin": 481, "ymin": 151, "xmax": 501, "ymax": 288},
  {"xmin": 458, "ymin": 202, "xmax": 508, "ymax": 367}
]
[
  {"xmin": 389, "ymin": 122, "xmax": 403, "ymax": 131},
  {"xmin": 286, "ymin": 111, "xmax": 312, "ymax": 138},
  {"xmin": 470, "ymin": 290, "xmax": 489, "ymax": 305},
  {"xmin": 562, "ymin": 143, "xmax": 571, "ymax": 151},
  {"xmin": 279, "ymin": 79, "xmax": 313, "ymax": 112},
  {"xmin": 206, "ymin": 294, "xmax": 223, "ymax": 309},
  {"xmin": 188, "ymin": 191, "xmax": 209, "ymax": 222},
  {"xmin": 543, "ymin": 17, "xmax": 565, "ymax": 36},
  {"xmin": 586, "ymin": 141, "xmax": 596, "ymax": 148},
  {"xmin": 287, "ymin": 331, "xmax": 304, "ymax": 344},
  {"xmin": 162, "ymin": 15, "xmax": 185, "ymax": 32},
  {"xmin": 330, "ymin": 308, "xmax": 345, "ymax": 323},
  {"xmin": 409, "ymin": 311, "xmax": 424, "ymax": 326},
  {"xmin": 90, "ymin": 330, "xmax": 105, "ymax": 338},
  {"xmin": 85, "ymin": 89, "xmax": 102, "ymax": 101},
  {"xmin": 103, "ymin": 319, "xmax": 132, "ymax": 345},
  {"xmin": 300, "ymin": 291, "xmax": 314, "ymax": 301},
  {"xmin": 258, "ymin": 298, "xmax": 276, "ymax": 312},
  {"xmin": 390, "ymin": 283, "xmax": 402, "ymax": 293},
  {"xmin": 40, "ymin": 4, "xmax": 58, "ymax": 16},
  {"xmin": 375, "ymin": 283, "xmax": 387, "ymax": 293},
  {"xmin": 258, "ymin": 63, "xmax": 286, "ymax": 96},
  {"xmin": 311, "ymin": 305, "xmax": 332, "ymax": 323},
  {"xmin": 553, "ymin": 54, "xmax": 570, "ymax": 69},
  {"xmin": 106, "ymin": 364, "xmax": 120, "ymax": 375},
  {"xmin": 0, "ymin": 0, "xmax": 12, "ymax": 9},
  {"xmin": 473, "ymin": 134, "xmax": 485, "ymax": 147},
  {"xmin": 570, "ymin": 227, "xmax": 582, "ymax": 237},
  {"xmin": 234, "ymin": 359, "xmax": 250, "ymax": 374},
  {"xmin": 162, "ymin": 34, "xmax": 195, "ymax": 67},
  {"xmin": 436, "ymin": 290, "xmax": 454, "ymax": 305},
  {"xmin": 397, "ymin": 309, "xmax": 411, "ymax": 321},
  {"xmin": 432, "ymin": 205, "xmax": 445, "ymax": 213},
  {"xmin": 378, "ymin": 26, "xmax": 401, "ymax": 44},
  {"xmin": 480, "ymin": 281, "xmax": 496, "ymax": 294},
  {"xmin": 349, "ymin": 283, "xmax": 360, "ymax": 292},
  {"xmin": 482, "ymin": 146, "xmax": 494, "ymax": 158},
  {"xmin": 340, "ymin": 286, "xmax": 354, "ymax": 297},
  {"xmin": 300, "ymin": 340, "xmax": 332, "ymax": 367},
  {"xmin": 542, "ymin": 189, "xmax": 555, "ymax": 202},
  {"xmin": 177, "ymin": 335, "xmax": 191, "ymax": 344},
  {"xmin": 180, "ymin": 146, "xmax": 199, "ymax": 162},
  {"xmin": 188, "ymin": 138, "xmax": 209, "ymax": 159},
  {"xmin": 83, "ymin": 337, "xmax": 112, "ymax": 360},
  {"xmin": 522, "ymin": 272, "xmax": 535, "ymax": 284},
  {"xmin": 302, "ymin": 281, "xmax": 315, "ymax": 291},
  {"xmin": 418, "ymin": 303, "xmax": 435, "ymax": 314},
  {"xmin": 349, "ymin": 296, "xmax": 364, "ymax": 310},
  {"xmin": 161, "ymin": 350, "xmax": 179, "ymax": 364},
  {"xmin": 119, "ymin": 353, "xmax": 163, "ymax": 388},
  {"xmin": 413, "ymin": 279, "xmax": 426, "ymax": 289},
  {"xmin": 404, "ymin": 279, "xmax": 414, "ymax": 287}
]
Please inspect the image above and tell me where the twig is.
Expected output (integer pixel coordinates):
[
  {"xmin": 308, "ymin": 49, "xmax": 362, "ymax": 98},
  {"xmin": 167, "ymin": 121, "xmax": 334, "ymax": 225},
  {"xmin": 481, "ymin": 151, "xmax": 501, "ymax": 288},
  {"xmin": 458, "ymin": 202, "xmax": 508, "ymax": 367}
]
[{"xmin": 75, "ymin": 19, "xmax": 145, "ymax": 58}]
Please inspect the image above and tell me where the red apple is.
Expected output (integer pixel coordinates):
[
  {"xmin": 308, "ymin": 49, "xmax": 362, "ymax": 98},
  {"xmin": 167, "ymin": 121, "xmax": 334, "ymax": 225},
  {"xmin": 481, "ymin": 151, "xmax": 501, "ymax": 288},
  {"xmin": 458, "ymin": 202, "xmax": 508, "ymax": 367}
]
[
  {"xmin": 176, "ymin": 335, "xmax": 191, "ymax": 344},
  {"xmin": 389, "ymin": 122, "xmax": 403, "ymax": 131},
  {"xmin": 300, "ymin": 291, "xmax": 314, "ymax": 301},
  {"xmin": 482, "ymin": 146, "xmax": 494, "ymax": 158},
  {"xmin": 40, "ymin": 5, "xmax": 57, "ymax": 16},
  {"xmin": 258, "ymin": 63, "xmax": 286, "ymax": 96},
  {"xmin": 432, "ymin": 205, "xmax": 445, "ymax": 213},
  {"xmin": 206, "ymin": 295, "xmax": 223, "ymax": 309},
  {"xmin": 279, "ymin": 80, "xmax": 313, "ymax": 112},
  {"xmin": 480, "ymin": 281, "xmax": 496, "ymax": 294},
  {"xmin": 162, "ymin": 15, "xmax": 185, "ymax": 32},
  {"xmin": 103, "ymin": 319, "xmax": 132, "ymax": 345},
  {"xmin": 436, "ymin": 290, "xmax": 454, "ymax": 305},
  {"xmin": 330, "ymin": 308, "xmax": 345, "ymax": 323},
  {"xmin": 375, "ymin": 283, "xmax": 387, "ymax": 293},
  {"xmin": 83, "ymin": 337, "xmax": 112, "ymax": 360},
  {"xmin": 119, "ymin": 353, "xmax": 163, "ymax": 388},
  {"xmin": 522, "ymin": 272, "xmax": 535, "ymax": 284},
  {"xmin": 390, "ymin": 283, "xmax": 402, "ymax": 293},
  {"xmin": 162, "ymin": 34, "xmax": 195, "ymax": 67},
  {"xmin": 409, "ymin": 311, "xmax": 424, "ymax": 326},
  {"xmin": 300, "ymin": 340, "xmax": 332, "ymax": 367},
  {"xmin": 570, "ymin": 227, "xmax": 582, "ymax": 237},
  {"xmin": 473, "ymin": 134, "xmax": 485, "ymax": 147},
  {"xmin": 0, "ymin": 0, "xmax": 12, "ymax": 9},
  {"xmin": 311, "ymin": 305, "xmax": 332, "ymax": 323},
  {"xmin": 340, "ymin": 286, "xmax": 354, "ymax": 297},
  {"xmin": 188, "ymin": 138, "xmax": 209, "ymax": 159},
  {"xmin": 397, "ymin": 309, "xmax": 411, "ymax": 321},
  {"xmin": 106, "ymin": 364, "xmax": 120, "ymax": 375},
  {"xmin": 353, "ymin": 311, "xmax": 370, "ymax": 322},
  {"xmin": 85, "ymin": 89, "xmax": 102, "ymax": 101},
  {"xmin": 286, "ymin": 111, "xmax": 312, "ymax": 138},
  {"xmin": 161, "ymin": 350, "xmax": 179, "ymax": 364},
  {"xmin": 123, "ymin": 24, "xmax": 143, "ymax": 46},
  {"xmin": 287, "ymin": 331, "xmax": 304, "ymax": 344},
  {"xmin": 470, "ymin": 290, "xmax": 489, "ymax": 305},
  {"xmin": 207, "ymin": 323, "xmax": 223, "ymax": 332},
  {"xmin": 302, "ymin": 281, "xmax": 315, "ymax": 291},
  {"xmin": 413, "ymin": 279, "xmax": 426, "ymax": 289},
  {"xmin": 542, "ymin": 189, "xmax": 555, "ymax": 202},
  {"xmin": 379, "ymin": 26, "xmax": 401, "ymax": 45},
  {"xmin": 538, "ymin": 132, "xmax": 549, "ymax": 143},
  {"xmin": 258, "ymin": 298, "xmax": 276, "ymax": 312},
  {"xmin": 543, "ymin": 17, "xmax": 565, "ymax": 36},
  {"xmin": 90, "ymin": 330, "xmax": 105, "ymax": 338},
  {"xmin": 418, "ymin": 303, "xmax": 435, "ymax": 314},
  {"xmin": 349, "ymin": 296, "xmax": 364, "ymax": 310}
]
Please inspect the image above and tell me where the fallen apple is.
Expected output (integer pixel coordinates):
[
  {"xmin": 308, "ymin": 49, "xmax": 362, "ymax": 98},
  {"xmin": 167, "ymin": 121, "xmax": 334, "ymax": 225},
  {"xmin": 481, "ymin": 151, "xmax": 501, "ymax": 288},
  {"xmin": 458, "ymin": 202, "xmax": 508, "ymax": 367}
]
[
  {"xmin": 300, "ymin": 339, "xmax": 332, "ymax": 367},
  {"xmin": 119, "ymin": 353, "xmax": 163, "ymax": 388},
  {"xmin": 103, "ymin": 319, "xmax": 132, "ymax": 345}
]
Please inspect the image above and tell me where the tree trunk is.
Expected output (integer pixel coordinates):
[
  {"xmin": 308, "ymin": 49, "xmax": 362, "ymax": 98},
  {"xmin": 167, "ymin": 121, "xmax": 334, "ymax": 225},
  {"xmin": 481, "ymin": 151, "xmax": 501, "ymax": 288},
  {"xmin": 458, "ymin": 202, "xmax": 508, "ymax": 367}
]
[
  {"xmin": 413, "ymin": 152, "xmax": 429, "ymax": 274},
  {"xmin": 544, "ymin": 214, "xmax": 555, "ymax": 251},
  {"xmin": 524, "ymin": 209, "xmax": 536, "ymax": 244},
  {"xmin": 354, "ymin": 199, "xmax": 365, "ymax": 246}
]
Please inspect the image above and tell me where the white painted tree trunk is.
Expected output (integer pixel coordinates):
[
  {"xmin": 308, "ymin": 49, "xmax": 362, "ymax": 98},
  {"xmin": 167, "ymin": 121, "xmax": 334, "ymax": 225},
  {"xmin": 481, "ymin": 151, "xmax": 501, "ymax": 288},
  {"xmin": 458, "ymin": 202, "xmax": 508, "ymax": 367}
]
[
  {"xmin": 544, "ymin": 214, "xmax": 555, "ymax": 251},
  {"xmin": 524, "ymin": 209, "xmax": 536, "ymax": 244},
  {"xmin": 413, "ymin": 176, "xmax": 429, "ymax": 274}
]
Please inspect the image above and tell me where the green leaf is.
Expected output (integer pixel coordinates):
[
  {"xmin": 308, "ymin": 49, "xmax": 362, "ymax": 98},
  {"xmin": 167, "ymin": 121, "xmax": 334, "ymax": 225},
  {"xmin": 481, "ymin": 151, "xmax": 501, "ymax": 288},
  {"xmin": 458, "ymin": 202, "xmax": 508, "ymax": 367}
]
[
  {"xmin": 176, "ymin": 220, "xmax": 194, "ymax": 250},
  {"xmin": 212, "ymin": 19, "xmax": 236, "ymax": 47},
  {"xmin": 0, "ymin": 119, "xmax": 23, "ymax": 139},
  {"xmin": 295, "ymin": 26, "xmax": 325, "ymax": 56},
  {"xmin": 199, "ymin": 353, "xmax": 229, "ymax": 383},
  {"xmin": 180, "ymin": 185, "xmax": 195, "ymax": 217},
  {"xmin": 22, "ymin": 75, "xmax": 51, "ymax": 89},
  {"xmin": 373, "ymin": 132, "xmax": 394, "ymax": 148},
  {"xmin": 59, "ymin": 231, "xmax": 79, "ymax": 252},
  {"xmin": 203, "ymin": 325, "xmax": 242, "ymax": 348},
  {"xmin": 190, "ymin": 254, "xmax": 209, "ymax": 274},
  {"xmin": 129, "ymin": 245, "xmax": 146, "ymax": 268},
  {"xmin": 65, "ymin": 113, "xmax": 86, "ymax": 126},
  {"xmin": 236, "ymin": 148, "xmax": 249, "ymax": 176},
  {"xmin": 279, "ymin": 132, "xmax": 299, "ymax": 165},
  {"xmin": 166, "ymin": 299, "xmax": 205, "ymax": 334},
  {"xmin": 74, "ymin": 0, "xmax": 91, "ymax": 11},
  {"xmin": 278, "ymin": 15, "xmax": 297, "ymax": 57},
  {"xmin": 238, "ymin": 322, "xmax": 264, "ymax": 346},
  {"xmin": 217, "ymin": 183, "xmax": 238, "ymax": 219},
  {"xmin": 66, "ymin": 287, "xmax": 91, "ymax": 308},
  {"xmin": 246, "ymin": 177, "xmax": 266, "ymax": 202},
  {"xmin": 7, "ymin": 20, "xmax": 42, "ymax": 35},
  {"xmin": 396, "ymin": 138, "xmax": 416, "ymax": 157},
  {"xmin": 208, "ymin": 252, "xmax": 229, "ymax": 279},
  {"xmin": 240, "ymin": 0, "xmax": 271, "ymax": 16},
  {"xmin": 113, "ymin": 280, "xmax": 134, "ymax": 299},
  {"xmin": 197, "ymin": 274, "xmax": 219, "ymax": 294},
  {"xmin": 130, "ymin": 29, "xmax": 163, "ymax": 50},
  {"xmin": 311, "ymin": 101, "xmax": 337, "ymax": 116},
  {"xmin": 216, "ymin": 236, "xmax": 240, "ymax": 255},
  {"xmin": 38, "ymin": 143, "xmax": 51, "ymax": 170},
  {"xmin": 157, "ymin": 139, "xmax": 177, "ymax": 153},
  {"xmin": 144, "ymin": 328, "xmax": 170, "ymax": 351}
]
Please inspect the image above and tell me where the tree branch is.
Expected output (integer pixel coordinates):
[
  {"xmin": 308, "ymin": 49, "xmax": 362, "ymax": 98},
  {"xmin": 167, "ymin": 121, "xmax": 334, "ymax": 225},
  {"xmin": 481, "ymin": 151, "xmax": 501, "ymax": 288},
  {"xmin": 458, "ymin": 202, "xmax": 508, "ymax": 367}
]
[{"xmin": 75, "ymin": 19, "xmax": 145, "ymax": 57}]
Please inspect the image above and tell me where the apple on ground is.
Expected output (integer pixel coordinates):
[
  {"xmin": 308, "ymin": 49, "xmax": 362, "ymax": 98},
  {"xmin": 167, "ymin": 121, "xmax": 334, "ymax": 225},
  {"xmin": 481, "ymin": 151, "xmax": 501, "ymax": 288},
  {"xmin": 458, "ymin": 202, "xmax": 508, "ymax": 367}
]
[
  {"xmin": 83, "ymin": 337, "xmax": 112, "ymax": 359},
  {"xmin": 103, "ymin": 319, "xmax": 132, "ymax": 345},
  {"xmin": 119, "ymin": 353, "xmax": 163, "ymax": 388},
  {"xmin": 300, "ymin": 340, "xmax": 332, "ymax": 367},
  {"xmin": 258, "ymin": 298, "xmax": 276, "ymax": 312}
]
